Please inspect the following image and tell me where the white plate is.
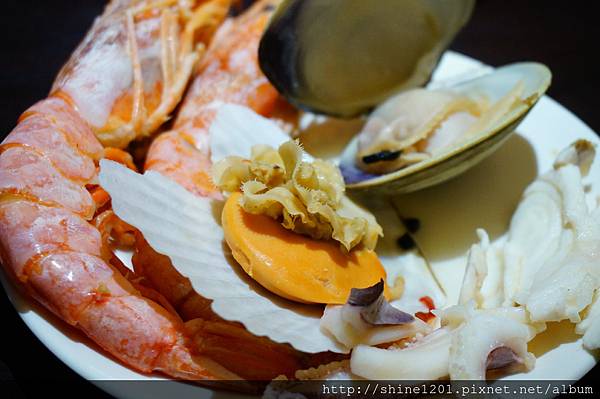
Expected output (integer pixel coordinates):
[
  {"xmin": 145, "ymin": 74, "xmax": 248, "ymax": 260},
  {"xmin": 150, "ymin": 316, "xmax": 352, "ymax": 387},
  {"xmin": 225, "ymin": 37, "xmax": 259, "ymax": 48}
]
[{"xmin": 1, "ymin": 51, "xmax": 599, "ymax": 399}]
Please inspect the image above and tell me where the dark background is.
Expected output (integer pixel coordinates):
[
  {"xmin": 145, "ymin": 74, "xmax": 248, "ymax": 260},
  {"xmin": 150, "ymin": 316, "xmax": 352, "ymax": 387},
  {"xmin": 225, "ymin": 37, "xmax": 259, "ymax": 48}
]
[{"xmin": 1, "ymin": 0, "xmax": 598, "ymax": 397}]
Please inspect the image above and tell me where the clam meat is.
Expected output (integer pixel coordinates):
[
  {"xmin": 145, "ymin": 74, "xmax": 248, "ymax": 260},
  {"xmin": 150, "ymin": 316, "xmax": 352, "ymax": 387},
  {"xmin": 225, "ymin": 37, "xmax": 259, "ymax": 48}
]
[
  {"xmin": 357, "ymin": 82, "xmax": 523, "ymax": 174},
  {"xmin": 355, "ymin": 82, "xmax": 524, "ymax": 174},
  {"xmin": 339, "ymin": 62, "xmax": 551, "ymax": 193}
]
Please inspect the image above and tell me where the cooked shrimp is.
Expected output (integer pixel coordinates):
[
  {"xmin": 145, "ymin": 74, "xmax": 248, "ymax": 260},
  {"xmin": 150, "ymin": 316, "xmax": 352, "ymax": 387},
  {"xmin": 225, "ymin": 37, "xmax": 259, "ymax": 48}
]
[
  {"xmin": 141, "ymin": 1, "xmax": 286, "ymax": 307},
  {"xmin": 132, "ymin": 233, "xmax": 308, "ymax": 380},
  {"xmin": 0, "ymin": 98, "xmax": 240, "ymax": 381},
  {"xmin": 145, "ymin": 0, "xmax": 291, "ymax": 197},
  {"xmin": 134, "ymin": 0, "xmax": 313, "ymax": 380},
  {"xmin": 53, "ymin": 0, "xmax": 231, "ymax": 149},
  {"xmin": 0, "ymin": 0, "xmax": 254, "ymax": 384}
]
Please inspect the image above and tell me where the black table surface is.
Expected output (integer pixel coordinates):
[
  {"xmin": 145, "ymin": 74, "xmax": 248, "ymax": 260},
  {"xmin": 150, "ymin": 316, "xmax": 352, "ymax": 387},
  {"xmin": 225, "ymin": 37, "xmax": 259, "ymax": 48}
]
[{"xmin": 1, "ymin": 1, "xmax": 598, "ymax": 398}]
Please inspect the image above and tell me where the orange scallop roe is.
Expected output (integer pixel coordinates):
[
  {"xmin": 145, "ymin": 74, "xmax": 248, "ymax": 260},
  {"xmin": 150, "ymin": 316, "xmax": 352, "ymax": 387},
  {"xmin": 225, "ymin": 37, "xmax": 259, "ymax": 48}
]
[{"xmin": 222, "ymin": 192, "xmax": 388, "ymax": 304}]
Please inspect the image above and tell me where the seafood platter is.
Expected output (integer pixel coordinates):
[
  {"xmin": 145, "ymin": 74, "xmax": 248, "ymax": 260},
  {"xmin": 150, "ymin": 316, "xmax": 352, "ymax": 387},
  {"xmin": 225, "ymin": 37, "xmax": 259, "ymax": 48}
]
[{"xmin": 0, "ymin": 0, "xmax": 598, "ymax": 397}]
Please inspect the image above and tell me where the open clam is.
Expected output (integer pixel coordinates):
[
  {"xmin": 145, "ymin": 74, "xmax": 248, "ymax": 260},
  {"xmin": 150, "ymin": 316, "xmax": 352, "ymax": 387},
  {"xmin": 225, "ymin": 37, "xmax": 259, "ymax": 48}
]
[
  {"xmin": 260, "ymin": 1, "xmax": 551, "ymax": 194},
  {"xmin": 338, "ymin": 62, "xmax": 551, "ymax": 194}
]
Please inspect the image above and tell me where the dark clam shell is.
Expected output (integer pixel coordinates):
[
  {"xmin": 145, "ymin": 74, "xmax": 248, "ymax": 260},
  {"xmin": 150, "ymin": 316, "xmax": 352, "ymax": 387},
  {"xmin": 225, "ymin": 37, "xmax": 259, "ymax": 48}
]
[{"xmin": 259, "ymin": 0, "xmax": 475, "ymax": 117}]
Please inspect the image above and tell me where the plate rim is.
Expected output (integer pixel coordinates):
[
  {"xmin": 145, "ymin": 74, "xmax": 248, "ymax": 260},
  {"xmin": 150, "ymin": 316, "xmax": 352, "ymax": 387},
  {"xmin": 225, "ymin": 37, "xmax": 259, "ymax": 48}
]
[{"xmin": 1, "ymin": 50, "xmax": 598, "ymax": 399}]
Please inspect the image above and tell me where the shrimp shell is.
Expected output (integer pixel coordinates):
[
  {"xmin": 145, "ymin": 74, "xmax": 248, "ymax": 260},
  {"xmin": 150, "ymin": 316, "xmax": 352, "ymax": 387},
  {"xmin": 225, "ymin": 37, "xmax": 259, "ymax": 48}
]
[
  {"xmin": 0, "ymin": 97, "xmax": 239, "ymax": 381},
  {"xmin": 134, "ymin": 0, "xmax": 314, "ymax": 380},
  {"xmin": 0, "ymin": 0, "xmax": 261, "ymax": 386},
  {"xmin": 145, "ymin": 0, "xmax": 287, "ymax": 196},
  {"xmin": 52, "ymin": 0, "xmax": 231, "ymax": 148}
]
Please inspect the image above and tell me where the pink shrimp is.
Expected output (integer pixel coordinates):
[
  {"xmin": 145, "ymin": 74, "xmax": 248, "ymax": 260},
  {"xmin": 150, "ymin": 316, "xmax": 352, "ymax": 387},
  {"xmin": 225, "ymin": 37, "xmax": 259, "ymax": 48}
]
[
  {"xmin": 145, "ymin": 0, "xmax": 295, "ymax": 197},
  {"xmin": 137, "ymin": 0, "xmax": 285, "ymax": 315},
  {"xmin": 0, "ymin": 0, "xmax": 250, "ymax": 383},
  {"xmin": 132, "ymin": 0, "xmax": 313, "ymax": 380},
  {"xmin": 53, "ymin": 0, "xmax": 231, "ymax": 148},
  {"xmin": 131, "ymin": 233, "xmax": 309, "ymax": 380}
]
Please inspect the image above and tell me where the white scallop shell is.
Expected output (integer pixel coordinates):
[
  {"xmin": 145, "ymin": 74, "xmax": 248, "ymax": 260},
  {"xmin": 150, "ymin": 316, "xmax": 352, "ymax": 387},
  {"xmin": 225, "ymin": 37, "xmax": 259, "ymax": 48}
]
[
  {"xmin": 209, "ymin": 104, "xmax": 291, "ymax": 164},
  {"xmin": 99, "ymin": 104, "xmax": 450, "ymax": 354},
  {"xmin": 99, "ymin": 160, "xmax": 346, "ymax": 354}
]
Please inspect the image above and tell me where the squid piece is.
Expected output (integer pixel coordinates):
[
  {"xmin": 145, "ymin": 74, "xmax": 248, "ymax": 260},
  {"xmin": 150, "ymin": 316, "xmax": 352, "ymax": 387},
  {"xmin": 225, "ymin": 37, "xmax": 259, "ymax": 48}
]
[
  {"xmin": 553, "ymin": 139, "xmax": 596, "ymax": 176},
  {"xmin": 320, "ymin": 304, "xmax": 431, "ymax": 350},
  {"xmin": 320, "ymin": 281, "xmax": 431, "ymax": 350},
  {"xmin": 350, "ymin": 305, "xmax": 540, "ymax": 381},
  {"xmin": 447, "ymin": 306, "xmax": 536, "ymax": 380},
  {"xmin": 350, "ymin": 327, "xmax": 453, "ymax": 380},
  {"xmin": 351, "ymin": 141, "xmax": 598, "ymax": 382},
  {"xmin": 459, "ymin": 229, "xmax": 507, "ymax": 309},
  {"xmin": 576, "ymin": 290, "xmax": 600, "ymax": 350},
  {"xmin": 459, "ymin": 139, "xmax": 600, "ymax": 354},
  {"xmin": 505, "ymin": 140, "xmax": 600, "ymax": 322},
  {"xmin": 460, "ymin": 141, "xmax": 600, "ymax": 320}
]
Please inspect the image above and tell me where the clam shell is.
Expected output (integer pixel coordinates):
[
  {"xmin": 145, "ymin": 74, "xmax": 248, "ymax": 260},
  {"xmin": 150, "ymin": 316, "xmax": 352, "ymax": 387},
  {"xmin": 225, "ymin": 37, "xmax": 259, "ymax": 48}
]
[
  {"xmin": 259, "ymin": 0, "xmax": 475, "ymax": 117},
  {"xmin": 339, "ymin": 62, "xmax": 552, "ymax": 195}
]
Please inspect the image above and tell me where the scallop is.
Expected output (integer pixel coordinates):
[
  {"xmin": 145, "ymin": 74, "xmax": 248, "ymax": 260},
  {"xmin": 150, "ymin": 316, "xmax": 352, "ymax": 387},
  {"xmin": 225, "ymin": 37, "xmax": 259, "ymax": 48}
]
[
  {"xmin": 339, "ymin": 62, "xmax": 552, "ymax": 194},
  {"xmin": 259, "ymin": 0, "xmax": 475, "ymax": 117}
]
